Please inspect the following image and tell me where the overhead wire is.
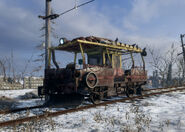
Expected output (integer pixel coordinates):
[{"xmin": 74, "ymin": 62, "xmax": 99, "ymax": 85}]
[
  {"xmin": 38, "ymin": 0, "xmax": 95, "ymax": 20},
  {"xmin": 59, "ymin": 0, "xmax": 95, "ymax": 16}
]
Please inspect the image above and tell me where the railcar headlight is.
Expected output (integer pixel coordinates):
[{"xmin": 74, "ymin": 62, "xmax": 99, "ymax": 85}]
[
  {"xmin": 59, "ymin": 38, "xmax": 64, "ymax": 44},
  {"xmin": 59, "ymin": 37, "xmax": 68, "ymax": 45}
]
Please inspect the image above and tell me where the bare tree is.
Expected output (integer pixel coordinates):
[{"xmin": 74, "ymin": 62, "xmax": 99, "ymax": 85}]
[
  {"xmin": 148, "ymin": 48, "xmax": 167, "ymax": 87},
  {"xmin": 0, "ymin": 58, "xmax": 7, "ymax": 81},
  {"xmin": 10, "ymin": 50, "xmax": 16, "ymax": 81},
  {"xmin": 0, "ymin": 51, "xmax": 35, "ymax": 83},
  {"xmin": 0, "ymin": 56, "xmax": 12, "ymax": 81},
  {"xmin": 148, "ymin": 44, "xmax": 178, "ymax": 87},
  {"xmin": 164, "ymin": 44, "xmax": 177, "ymax": 86},
  {"xmin": 20, "ymin": 54, "xmax": 34, "ymax": 80}
]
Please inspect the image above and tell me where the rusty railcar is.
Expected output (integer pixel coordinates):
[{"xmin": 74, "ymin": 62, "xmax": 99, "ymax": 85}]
[{"xmin": 38, "ymin": 36, "xmax": 147, "ymax": 104}]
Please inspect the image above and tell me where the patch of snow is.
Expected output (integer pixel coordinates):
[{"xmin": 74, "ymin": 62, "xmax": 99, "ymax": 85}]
[
  {"xmin": 1, "ymin": 90, "xmax": 185, "ymax": 131},
  {"xmin": 19, "ymin": 80, "xmax": 24, "ymax": 85},
  {"xmin": 52, "ymin": 90, "xmax": 185, "ymax": 132},
  {"xmin": 17, "ymin": 99, "xmax": 43, "ymax": 108},
  {"xmin": 0, "ymin": 89, "xmax": 37, "ymax": 99},
  {"xmin": 0, "ymin": 89, "xmax": 42, "ymax": 110}
]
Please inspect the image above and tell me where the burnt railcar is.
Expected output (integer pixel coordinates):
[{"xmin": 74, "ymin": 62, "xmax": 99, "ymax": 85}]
[{"xmin": 38, "ymin": 36, "xmax": 147, "ymax": 104}]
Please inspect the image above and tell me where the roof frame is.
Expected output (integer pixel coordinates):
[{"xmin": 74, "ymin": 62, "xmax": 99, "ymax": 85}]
[{"xmin": 52, "ymin": 39, "xmax": 143, "ymax": 53}]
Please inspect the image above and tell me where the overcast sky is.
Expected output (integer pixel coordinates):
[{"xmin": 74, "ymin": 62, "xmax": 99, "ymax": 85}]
[{"xmin": 0, "ymin": 0, "xmax": 185, "ymax": 75}]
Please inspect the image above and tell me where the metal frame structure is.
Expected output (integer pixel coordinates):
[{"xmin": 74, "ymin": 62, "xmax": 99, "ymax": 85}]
[{"xmin": 49, "ymin": 39, "xmax": 144, "ymax": 69}]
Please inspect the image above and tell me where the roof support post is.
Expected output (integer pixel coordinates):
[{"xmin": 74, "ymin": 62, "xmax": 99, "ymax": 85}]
[
  {"xmin": 120, "ymin": 55, "xmax": 122, "ymax": 68},
  {"xmin": 74, "ymin": 52, "xmax": 77, "ymax": 65},
  {"xmin": 141, "ymin": 54, "xmax": 145, "ymax": 71},
  {"xmin": 106, "ymin": 48, "xmax": 112, "ymax": 65},
  {"xmin": 79, "ymin": 43, "xmax": 86, "ymax": 68},
  {"xmin": 51, "ymin": 49, "xmax": 59, "ymax": 69},
  {"xmin": 103, "ymin": 51, "xmax": 106, "ymax": 65},
  {"xmin": 130, "ymin": 52, "xmax": 135, "ymax": 68}
]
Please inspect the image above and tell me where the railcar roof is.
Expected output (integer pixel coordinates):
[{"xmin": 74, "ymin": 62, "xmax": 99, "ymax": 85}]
[{"xmin": 52, "ymin": 36, "xmax": 143, "ymax": 53}]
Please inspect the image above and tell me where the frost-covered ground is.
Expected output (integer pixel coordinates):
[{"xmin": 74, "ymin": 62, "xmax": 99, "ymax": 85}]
[
  {"xmin": 0, "ymin": 89, "xmax": 36, "ymax": 99},
  {"xmin": 0, "ymin": 89, "xmax": 185, "ymax": 132},
  {"xmin": 0, "ymin": 89, "xmax": 44, "ymax": 110}
]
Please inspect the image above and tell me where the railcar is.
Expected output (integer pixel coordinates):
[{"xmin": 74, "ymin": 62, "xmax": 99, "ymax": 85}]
[{"xmin": 38, "ymin": 36, "xmax": 147, "ymax": 104}]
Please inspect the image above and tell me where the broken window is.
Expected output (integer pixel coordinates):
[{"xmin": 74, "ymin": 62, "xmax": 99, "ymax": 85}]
[{"xmin": 88, "ymin": 54, "xmax": 102, "ymax": 65}]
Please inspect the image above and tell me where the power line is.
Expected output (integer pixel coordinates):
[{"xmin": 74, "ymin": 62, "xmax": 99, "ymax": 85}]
[
  {"xmin": 59, "ymin": 0, "xmax": 95, "ymax": 16},
  {"xmin": 39, "ymin": 0, "xmax": 95, "ymax": 20}
]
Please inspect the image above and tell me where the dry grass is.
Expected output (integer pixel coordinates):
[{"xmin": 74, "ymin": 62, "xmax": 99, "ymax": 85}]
[{"xmin": 92, "ymin": 105, "xmax": 174, "ymax": 132}]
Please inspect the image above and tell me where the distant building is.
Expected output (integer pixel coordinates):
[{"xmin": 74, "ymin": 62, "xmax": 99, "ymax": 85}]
[{"xmin": 0, "ymin": 76, "xmax": 43, "ymax": 90}]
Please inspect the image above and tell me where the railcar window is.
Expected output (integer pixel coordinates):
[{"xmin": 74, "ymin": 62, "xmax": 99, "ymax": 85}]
[
  {"xmin": 55, "ymin": 50, "xmax": 74, "ymax": 68},
  {"xmin": 88, "ymin": 54, "xmax": 102, "ymax": 65},
  {"xmin": 114, "ymin": 55, "xmax": 120, "ymax": 68},
  {"xmin": 122, "ymin": 54, "xmax": 132, "ymax": 70},
  {"xmin": 105, "ymin": 54, "xmax": 112, "ymax": 66}
]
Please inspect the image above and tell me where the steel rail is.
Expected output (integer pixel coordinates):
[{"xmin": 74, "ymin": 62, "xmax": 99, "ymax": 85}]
[
  {"xmin": 0, "ymin": 86, "xmax": 185, "ymax": 128},
  {"xmin": 143, "ymin": 86, "xmax": 181, "ymax": 91}
]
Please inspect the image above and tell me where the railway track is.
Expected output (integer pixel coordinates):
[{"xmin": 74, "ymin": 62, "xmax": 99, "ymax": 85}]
[
  {"xmin": 0, "ymin": 86, "xmax": 179, "ymax": 115},
  {"xmin": 0, "ymin": 86, "xmax": 185, "ymax": 128},
  {"xmin": 143, "ymin": 86, "xmax": 182, "ymax": 91}
]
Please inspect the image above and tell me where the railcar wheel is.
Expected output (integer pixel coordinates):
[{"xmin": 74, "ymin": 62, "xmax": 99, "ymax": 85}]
[
  {"xmin": 90, "ymin": 93, "xmax": 100, "ymax": 104},
  {"xmin": 45, "ymin": 95, "xmax": 50, "ymax": 101},
  {"xmin": 126, "ymin": 88, "xmax": 135, "ymax": 97},
  {"xmin": 125, "ymin": 80, "xmax": 135, "ymax": 97},
  {"xmin": 44, "ymin": 95, "xmax": 51, "ymax": 106},
  {"xmin": 136, "ymin": 86, "xmax": 142, "ymax": 95}
]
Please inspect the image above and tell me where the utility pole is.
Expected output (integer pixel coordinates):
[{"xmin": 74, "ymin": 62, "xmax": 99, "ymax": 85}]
[
  {"xmin": 180, "ymin": 34, "xmax": 185, "ymax": 80},
  {"xmin": 45, "ymin": 0, "xmax": 51, "ymax": 69}
]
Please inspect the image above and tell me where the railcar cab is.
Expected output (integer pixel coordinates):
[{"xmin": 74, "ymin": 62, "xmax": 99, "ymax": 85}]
[
  {"xmin": 77, "ymin": 50, "xmax": 121, "ymax": 68},
  {"xmin": 86, "ymin": 51, "xmax": 120, "ymax": 68}
]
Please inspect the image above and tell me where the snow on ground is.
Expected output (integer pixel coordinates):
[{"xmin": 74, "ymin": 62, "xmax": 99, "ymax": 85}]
[
  {"xmin": 49, "ymin": 91, "xmax": 185, "ymax": 132},
  {"xmin": 0, "ymin": 89, "xmax": 44, "ymax": 110},
  {"xmin": 0, "ymin": 89, "xmax": 36, "ymax": 99},
  {"xmin": 0, "ymin": 90, "xmax": 185, "ymax": 131}
]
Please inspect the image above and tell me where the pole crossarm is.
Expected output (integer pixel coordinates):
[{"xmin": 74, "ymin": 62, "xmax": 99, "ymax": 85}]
[{"xmin": 38, "ymin": 14, "xmax": 59, "ymax": 20}]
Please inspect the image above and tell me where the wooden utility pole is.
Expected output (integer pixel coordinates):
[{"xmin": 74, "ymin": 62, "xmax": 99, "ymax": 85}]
[
  {"xmin": 180, "ymin": 34, "xmax": 185, "ymax": 80},
  {"xmin": 45, "ymin": 0, "xmax": 51, "ymax": 69}
]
